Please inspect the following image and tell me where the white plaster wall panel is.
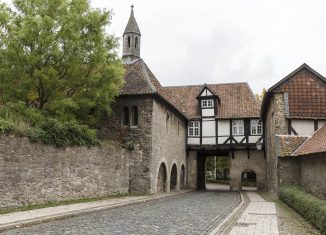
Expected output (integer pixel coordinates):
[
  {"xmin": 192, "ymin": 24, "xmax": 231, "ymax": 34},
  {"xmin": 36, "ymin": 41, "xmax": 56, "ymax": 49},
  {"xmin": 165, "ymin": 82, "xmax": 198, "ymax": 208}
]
[
  {"xmin": 202, "ymin": 108, "xmax": 214, "ymax": 117},
  {"xmin": 200, "ymin": 88, "xmax": 213, "ymax": 96},
  {"xmin": 202, "ymin": 120, "xmax": 216, "ymax": 137},
  {"xmin": 202, "ymin": 137, "xmax": 216, "ymax": 145},
  {"xmin": 249, "ymin": 135, "xmax": 261, "ymax": 143},
  {"xmin": 218, "ymin": 120, "xmax": 230, "ymax": 136},
  {"xmin": 292, "ymin": 120, "xmax": 315, "ymax": 136},
  {"xmin": 233, "ymin": 136, "xmax": 244, "ymax": 143},
  {"xmin": 188, "ymin": 138, "xmax": 200, "ymax": 145},
  {"xmin": 318, "ymin": 120, "xmax": 326, "ymax": 129},
  {"xmin": 218, "ymin": 137, "xmax": 229, "ymax": 144}
]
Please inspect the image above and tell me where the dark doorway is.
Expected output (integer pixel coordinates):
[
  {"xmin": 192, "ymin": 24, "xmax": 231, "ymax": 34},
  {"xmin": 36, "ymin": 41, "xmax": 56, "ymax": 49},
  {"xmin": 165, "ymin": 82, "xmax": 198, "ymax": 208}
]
[
  {"xmin": 241, "ymin": 169, "xmax": 257, "ymax": 191},
  {"xmin": 180, "ymin": 164, "xmax": 185, "ymax": 189},
  {"xmin": 170, "ymin": 164, "xmax": 177, "ymax": 190},
  {"xmin": 205, "ymin": 156, "xmax": 230, "ymax": 191},
  {"xmin": 157, "ymin": 163, "xmax": 167, "ymax": 192}
]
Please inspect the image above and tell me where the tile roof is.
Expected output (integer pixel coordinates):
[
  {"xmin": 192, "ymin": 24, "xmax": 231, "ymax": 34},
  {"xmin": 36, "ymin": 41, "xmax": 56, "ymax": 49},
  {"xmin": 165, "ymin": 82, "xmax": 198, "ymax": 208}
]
[
  {"xmin": 121, "ymin": 59, "xmax": 161, "ymax": 95},
  {"xmin": 292, "ymin": 124, "xmax": 326, "ymax": 156},
  {"xmin": 275, "ymin": 135, "xmax": 308, "ymax": 157},
  {"xmin": 121, "ymin": 60, "xmax": 260, "ymax": 119},
  {"xmin": 262, "ymin": 64, "xmax": 326, "ymax": 119},
  {"xmin": 159, "ymin": 83, "xmax": 260, "ymax": 118}
]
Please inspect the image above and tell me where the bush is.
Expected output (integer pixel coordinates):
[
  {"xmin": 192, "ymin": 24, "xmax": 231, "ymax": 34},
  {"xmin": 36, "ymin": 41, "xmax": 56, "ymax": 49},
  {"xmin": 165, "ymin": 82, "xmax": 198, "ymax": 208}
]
[
  {"xmin": 30, "ymin": 119, "xmax": 98, "ymax": 147},
  {"xmin": 279, "ymin": 185, "xmax": 326, "ymax": 233},
  {"xmin": 0, "ymin": 119, "xmax": 14, "ymax": 134}
]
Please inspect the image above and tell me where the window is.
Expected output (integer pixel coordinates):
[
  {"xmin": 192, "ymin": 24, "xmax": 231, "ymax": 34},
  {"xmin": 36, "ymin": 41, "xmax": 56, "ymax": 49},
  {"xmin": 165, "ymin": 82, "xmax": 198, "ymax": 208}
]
[
  {"xmin": 128, "ymin": 36, "xmax": 131, "ymax": 48},
  {"xmin": 201, "ymin": 99, "xmax": 214, "ymax": 108},
  {"xmin": 232, "ymin": 120, "xmax": 244, "ymax": 135},
  {"xmin": 188, "ymin": 121, "xmax": 200, "ymax": 137},
  {"xmin": 251, "ymin": 119, "xmax": 262, "ymax": 135},
  {"xmin": 135, "ymin": 37, "xmax": 138, "ymax": 49},
  {"xmin": 122, "ymin": 107, "xmax": 129, "ymax": 126},
  {"xmin": 131, "ymin": 106, "xmax": 138, "ymax": 126}
]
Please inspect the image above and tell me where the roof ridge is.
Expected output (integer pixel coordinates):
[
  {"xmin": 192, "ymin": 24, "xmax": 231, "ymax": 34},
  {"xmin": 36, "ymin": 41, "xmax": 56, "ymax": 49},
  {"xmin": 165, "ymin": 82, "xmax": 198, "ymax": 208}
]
[
  {"xmin": 163, "ymin": 82, "xmax": 248, "ymax": 89},
  {"xmin": 139, "ymin": 60, "xmax": 157, "ymax": 93}
]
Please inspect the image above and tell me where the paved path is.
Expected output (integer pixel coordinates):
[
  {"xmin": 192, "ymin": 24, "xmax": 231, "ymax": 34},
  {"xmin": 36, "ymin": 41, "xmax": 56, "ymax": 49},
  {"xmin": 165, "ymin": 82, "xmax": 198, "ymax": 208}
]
[
  {"xmin": 1, "ymin": 191, "xmax": 240, "ymax": 235},
  {"xmin": 229, "ymin": 192, "xmax": 279, "ymax": 235}
]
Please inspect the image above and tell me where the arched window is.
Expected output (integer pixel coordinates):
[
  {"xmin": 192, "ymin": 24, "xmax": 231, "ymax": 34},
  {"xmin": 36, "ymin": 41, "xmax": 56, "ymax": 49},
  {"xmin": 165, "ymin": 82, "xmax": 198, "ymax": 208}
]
[
  {"xmin": 135, "ymin": 37, "xmax": 138, "ymax": 49},
  {"xmin": 166, "ymin": 114, "xmax": 170, "ymax": 133},
  {"xmin": 128, "ymin": 36, "xmax": 131, "ymax": 48},
  {"xmin": 122, "ymin": 107, "xmax": 129, "ymax": 126},
  {"xmin": 131, "ymin": 106, "xmax": 138, "ymax": 126}
]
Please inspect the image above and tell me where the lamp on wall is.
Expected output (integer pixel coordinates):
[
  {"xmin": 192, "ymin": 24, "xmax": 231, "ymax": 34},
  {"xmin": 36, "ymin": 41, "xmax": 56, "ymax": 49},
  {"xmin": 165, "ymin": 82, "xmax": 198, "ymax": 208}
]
[{"xmin": 256, "ymin": 141, "xmax": 263, "ymax": 150}]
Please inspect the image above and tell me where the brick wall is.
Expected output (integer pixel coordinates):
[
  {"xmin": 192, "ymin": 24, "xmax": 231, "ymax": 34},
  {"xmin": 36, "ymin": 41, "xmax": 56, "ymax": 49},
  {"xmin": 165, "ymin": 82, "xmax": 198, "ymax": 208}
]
[{"xmin": 0, "ymin": 137, "xmax": 129, "ymax": 209}]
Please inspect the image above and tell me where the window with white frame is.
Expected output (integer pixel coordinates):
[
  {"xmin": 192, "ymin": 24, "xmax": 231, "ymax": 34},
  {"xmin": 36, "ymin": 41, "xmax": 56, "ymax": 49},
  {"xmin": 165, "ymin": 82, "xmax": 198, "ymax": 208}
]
[
  {"xmin": 251, "ymin": 119, "xmax": 263, "ymax": 135},
  {"xmin": 232, "ymin": 120, "xmax": 244, "ymax": 135},
  {"xmin": 188, "ymin": 121, "xmax": 200, "ymax": 137},
  {"xmin": 201, "ymin": 99, "xmax": 214, "ymax": 108}
]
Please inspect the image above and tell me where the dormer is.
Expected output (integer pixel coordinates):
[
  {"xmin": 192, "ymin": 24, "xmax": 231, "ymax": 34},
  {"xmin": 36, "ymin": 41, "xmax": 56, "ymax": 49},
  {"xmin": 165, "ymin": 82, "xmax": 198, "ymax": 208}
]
[{"xmin": 196, "ymin": 84, "xmax": 219, "ymax": 118}]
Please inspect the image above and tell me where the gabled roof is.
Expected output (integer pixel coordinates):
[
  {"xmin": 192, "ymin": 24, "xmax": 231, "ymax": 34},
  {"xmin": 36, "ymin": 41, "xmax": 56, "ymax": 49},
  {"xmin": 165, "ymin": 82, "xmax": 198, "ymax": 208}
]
[
  {"xmin": 261, "ymin": 63, "xmax": 326, "ymax": 119},
  {"xmin": 159, "ymin": 83, "xmax": 260, "ymax": 119},
  {"xmin": 292, "ymin": 124, "xmax": 326, "ymax": 156},
  {"xmin": 196, "ymin": 84, "xmax": 218, "ymax": 98},
  {"xmin": 123, "ymin": 6, "xmax": 141, "ymax": 36}
]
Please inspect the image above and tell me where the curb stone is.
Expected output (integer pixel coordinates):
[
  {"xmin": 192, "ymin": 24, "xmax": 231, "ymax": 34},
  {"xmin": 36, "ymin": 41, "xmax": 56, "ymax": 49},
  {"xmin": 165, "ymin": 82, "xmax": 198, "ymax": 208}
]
[{"xmin": 0, "ymin": 190, "xmax": 193, "ymax": 233}]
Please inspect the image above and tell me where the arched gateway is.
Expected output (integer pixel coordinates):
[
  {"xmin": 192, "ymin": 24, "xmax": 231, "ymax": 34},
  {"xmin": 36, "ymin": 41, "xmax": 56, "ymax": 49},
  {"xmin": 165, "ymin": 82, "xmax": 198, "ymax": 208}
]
[{"xmin": 157, "ymin": 163, "xmax": 167, "ymax": 192}]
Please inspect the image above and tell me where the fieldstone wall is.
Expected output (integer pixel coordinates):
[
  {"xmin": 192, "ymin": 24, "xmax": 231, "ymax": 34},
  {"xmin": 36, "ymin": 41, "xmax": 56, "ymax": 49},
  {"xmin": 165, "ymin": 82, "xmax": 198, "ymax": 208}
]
[
  {"xmin": 150, "ymin": 98, "xmax": 187, "ymax": 193},
  {"xmin": 0, "ymin": 137, "xmax": 129, "ymax": 209},
  {"xmin": 264, "ymin": 93, "xmax": 288, "ymax": 194},
  {"xmin": 300, "ymin": 154, "xmax": 326, "ymax": 197},
  {"xmin": 97, "ymin": 96, "xmax": 154, "ymax": 193},
  {"xmin": 187, "ymin": 151, "xmax": 198, "ymax": 189},
  {"xmin": 230, "ymin": 150, "xmax": 266, "ymax": 191},
  {"xmin": 278, "ymin": 158, "xmax": 300, "ymax": 186}
]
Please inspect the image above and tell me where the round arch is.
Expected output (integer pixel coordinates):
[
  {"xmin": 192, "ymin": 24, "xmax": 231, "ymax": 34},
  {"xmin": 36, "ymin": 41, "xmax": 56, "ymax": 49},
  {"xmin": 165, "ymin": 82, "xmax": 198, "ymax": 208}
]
[
  {"xmin": 180, "ymin": 164, "xmax": 186, "ymax": 189},
  {"xmin": 157, "ymin": 162, "xmax": 167, "ymax": 193},
  {"xmin": 241, "ymin": 169, "xmax": 257, "ymax": 191},
  {"xmin": 170, "ymin": 164, "xmax": 178, "ymax": 190}
]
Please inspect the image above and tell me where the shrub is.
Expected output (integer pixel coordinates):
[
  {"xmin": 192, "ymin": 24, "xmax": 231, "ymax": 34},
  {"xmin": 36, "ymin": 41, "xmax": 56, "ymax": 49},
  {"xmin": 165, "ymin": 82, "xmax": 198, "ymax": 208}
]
[
  {"xmin": 30, "ymin": 119, "xmax": 98, "ymax": 147},
  {"xmin": 0, "ymin": 119, "xmax": 14, "ymax": 134},
  {"xmin": 279, "ymin": 185, "xmax": 326, "ymax": 233}
]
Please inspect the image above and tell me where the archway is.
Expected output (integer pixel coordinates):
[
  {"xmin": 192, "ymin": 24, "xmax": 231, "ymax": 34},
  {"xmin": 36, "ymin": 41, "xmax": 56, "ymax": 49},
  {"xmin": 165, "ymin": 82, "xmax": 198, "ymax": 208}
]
[
  {"xmin": 205, "ymin": 155, "xmax": 230, "ymax": 191},
  {"xmin": 180, "ymin": 165, "xmax": 185, "ymax": 189},
  {"xmin": 170, "ymin": 164, "xmax": 177, "ymax": 190},
  {"xmin": 157, "ymin": 163, "xmax": 167, "ymax": 192},
  {"xmin": 241, "ymin": 169, "xmax": 257, "ymax": 191}
]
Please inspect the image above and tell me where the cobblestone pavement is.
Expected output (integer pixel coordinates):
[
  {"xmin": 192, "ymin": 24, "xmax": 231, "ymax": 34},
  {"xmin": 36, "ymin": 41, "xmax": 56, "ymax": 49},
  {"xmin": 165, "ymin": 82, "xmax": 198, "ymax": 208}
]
[{"xmin": 2, "ymin": 191, "xmax": 240, "ymax": 235}]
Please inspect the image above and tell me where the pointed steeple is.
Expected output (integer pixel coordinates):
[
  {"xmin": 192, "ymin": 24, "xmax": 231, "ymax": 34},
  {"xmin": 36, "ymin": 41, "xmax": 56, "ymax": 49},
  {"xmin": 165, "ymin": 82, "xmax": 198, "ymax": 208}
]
[
  {"xmin": 122, "ymin": 5, "xmax": 141, "ymax": 63},
  {"xmin": 123, "ymin": 5, "xmax": 141, "ymax": 36}
]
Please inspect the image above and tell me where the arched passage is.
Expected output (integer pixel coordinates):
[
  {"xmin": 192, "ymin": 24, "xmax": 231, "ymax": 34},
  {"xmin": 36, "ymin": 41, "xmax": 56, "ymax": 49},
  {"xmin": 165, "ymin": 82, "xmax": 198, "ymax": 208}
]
[
  {"xmin": 157, "ymin": 163, "xmax": 167, "ymax": 193},
  {"xmin": 170, "ymin": 164, "xmax": 177, "ymax": 190},
  {"xmin": 241, "ymin": 169, "xmax": 257, "ymax": 191},
  {"xmin": 180, "ymin": 164, "xmax": 185, "ymax": 189}
]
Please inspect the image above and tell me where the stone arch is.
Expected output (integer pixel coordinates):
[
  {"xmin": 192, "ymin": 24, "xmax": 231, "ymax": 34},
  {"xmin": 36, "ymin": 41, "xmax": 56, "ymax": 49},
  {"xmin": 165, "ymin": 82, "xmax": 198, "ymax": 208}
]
[
  {"xmin": 122, "ymin": 106, "xmax": 129, "ymax": 126},
  {"xmin": 157, "ymin": 162, "xmax": 167, "ymax": 192},
  {"xmin": 180, "ymin": 164, "xmax": 185, "ymax": 189},
  {"xmin": 131, "ymin": 106, "xmax": 138, "ymax": 126},
  {"xmin": 241, "ymin": 169, "xmax": 257, "ymax": 190},
  {"xmin": 170, "ymin": 163, "xmax": 178, "ymax": 190}
]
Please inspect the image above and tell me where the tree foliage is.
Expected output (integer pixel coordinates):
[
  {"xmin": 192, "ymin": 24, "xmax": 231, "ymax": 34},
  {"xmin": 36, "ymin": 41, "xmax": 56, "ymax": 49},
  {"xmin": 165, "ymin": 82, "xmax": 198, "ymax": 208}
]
[
  {"xmin": 0, "ymin": 0, "xmax": 124, "ymax": 125},
  {"xmin": 255, "ymin": 88, "xmax": 266, "ymax": 103}
]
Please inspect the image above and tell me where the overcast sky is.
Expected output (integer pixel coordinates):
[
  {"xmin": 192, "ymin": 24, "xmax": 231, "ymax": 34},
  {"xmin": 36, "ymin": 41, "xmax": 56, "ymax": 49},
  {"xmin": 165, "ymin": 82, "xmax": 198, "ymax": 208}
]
[{"xmin": 4, "ymin": 0, "xmax": 326, "ymax": 94}]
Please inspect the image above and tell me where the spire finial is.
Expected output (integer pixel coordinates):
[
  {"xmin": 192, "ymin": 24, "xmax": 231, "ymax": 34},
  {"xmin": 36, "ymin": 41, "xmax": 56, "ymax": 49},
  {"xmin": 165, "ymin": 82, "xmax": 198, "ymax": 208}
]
[{"xmin": 131, "ymin": 4, "xmax": 134, "ymax": 9}]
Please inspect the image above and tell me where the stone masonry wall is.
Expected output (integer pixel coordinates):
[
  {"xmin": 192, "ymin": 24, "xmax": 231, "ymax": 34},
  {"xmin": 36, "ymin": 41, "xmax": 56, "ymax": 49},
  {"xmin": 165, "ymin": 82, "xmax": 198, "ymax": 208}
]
[
  {"xmin": 150, "ymin": 98, "xmax": 187, "ymax": 193},
  {"xmin": 265, "ymin": 93, "xmax": 288, "ymax": 194},
  {"xmin": 97, "ymin": 96, "xmax": 154, "ymax": 193},
  {"xmin": 0, "ymin": 137, "xmax": 129, "ymax": 209},
  {"xmin": 300, "ymin": 154, "xmax": 326, "ymax": 197},
  {"xmin": 278, "ymin": 158, "xmax": 300, "ymax": 186},
  {"xmin": 230, "ymin": 150, "xmax": 266, "ymax": 191}
]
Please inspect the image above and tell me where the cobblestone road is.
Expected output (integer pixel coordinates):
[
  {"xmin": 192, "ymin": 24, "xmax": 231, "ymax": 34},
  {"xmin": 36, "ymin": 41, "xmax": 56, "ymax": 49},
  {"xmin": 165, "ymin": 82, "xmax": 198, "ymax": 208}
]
[{"xmin": 2, "ymin": 191, "xmax": 240, "ymax": 235}]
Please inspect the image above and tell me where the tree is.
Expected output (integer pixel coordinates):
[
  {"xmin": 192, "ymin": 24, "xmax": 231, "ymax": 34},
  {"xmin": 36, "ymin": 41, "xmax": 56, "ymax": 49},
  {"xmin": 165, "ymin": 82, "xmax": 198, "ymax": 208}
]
[
  {"xmin": 0, "ymin": 0, "xmax": 124, "ymax": 124},
  {"xmin": 255, "ymin": 88, "xmax": 266, "ymax": 103}
]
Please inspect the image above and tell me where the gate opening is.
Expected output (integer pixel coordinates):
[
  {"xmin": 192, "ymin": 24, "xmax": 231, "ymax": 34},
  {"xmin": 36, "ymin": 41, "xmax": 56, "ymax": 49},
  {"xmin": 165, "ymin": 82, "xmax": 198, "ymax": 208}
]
[
  {"xmin": 241, "ymin": 169, "xmax": 257, "ymax": 191},
  {"xmin": 205, "ymin": 156, "xmax": 230, "ymax": 191}
]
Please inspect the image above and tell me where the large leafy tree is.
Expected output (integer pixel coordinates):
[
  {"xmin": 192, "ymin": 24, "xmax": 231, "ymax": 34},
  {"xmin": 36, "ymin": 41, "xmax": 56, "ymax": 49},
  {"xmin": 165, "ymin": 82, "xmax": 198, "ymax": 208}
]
[{"xmin": 0, "ymin": 0, "xmax": 124, "ymax": 124}]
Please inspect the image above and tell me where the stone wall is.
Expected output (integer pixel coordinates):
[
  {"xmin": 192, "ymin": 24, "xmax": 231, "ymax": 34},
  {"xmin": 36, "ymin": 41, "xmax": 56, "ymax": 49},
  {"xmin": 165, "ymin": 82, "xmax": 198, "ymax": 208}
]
[
  {"xmin": 300, "ymin": 154, "xmax": 326, "ymax": 197},
  {"xmin": 0, "ymin": 137, "xmax": 129, "ymax": 209},
  {"xmin": 230, "ymin": 150, "xmax": 266, "ymax": 191},
  {"xmin": 98, "ymin": 96, "xmax": 154, "ymax": 193},
  {"xmin": 187, "ymin": 151, "xmax": 198, "ymax": 189},
  {"xmin": 264, "ymin": 93, "xmax": 288, "ymax": 194},
  {"xmin": 278, "ymin": 158, "xmax": 300, "ymax": 186},
  {"xmin": 150, "ymin": 98, "xmax": 187, "ymax": 193}
]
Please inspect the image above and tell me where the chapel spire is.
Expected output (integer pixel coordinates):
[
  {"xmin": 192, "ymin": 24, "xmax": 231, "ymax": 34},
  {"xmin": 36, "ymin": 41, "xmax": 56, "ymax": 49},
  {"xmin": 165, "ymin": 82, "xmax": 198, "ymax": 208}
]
[{"xmin": 122, "ymin": 5, "xmax": 141, "ymax": 63}]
